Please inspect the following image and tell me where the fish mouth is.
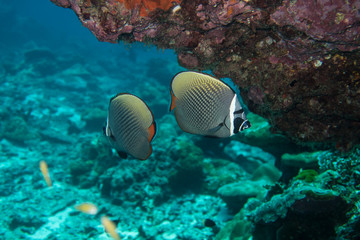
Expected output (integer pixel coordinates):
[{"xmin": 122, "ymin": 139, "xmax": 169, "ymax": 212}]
[{"xmin": 240, "ymin": 120, "xmax": 251, "ymax": 131}]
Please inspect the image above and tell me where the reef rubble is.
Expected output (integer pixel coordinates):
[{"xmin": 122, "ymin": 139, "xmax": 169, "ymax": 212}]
[{"xmin": 50, "ymin": 0, "xmax": 360, "ymax": 148}]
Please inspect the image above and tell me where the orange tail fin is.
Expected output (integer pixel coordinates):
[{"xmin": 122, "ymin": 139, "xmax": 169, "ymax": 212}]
[{"xmin": 169, "ymin": 89, "xmax": 176, "ymax": 111}]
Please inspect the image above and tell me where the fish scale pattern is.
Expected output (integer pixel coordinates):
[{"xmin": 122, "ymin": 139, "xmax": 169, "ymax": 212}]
[{"xmin": 173, "ymin": 75, "xmax": 234, "ymax": 137}]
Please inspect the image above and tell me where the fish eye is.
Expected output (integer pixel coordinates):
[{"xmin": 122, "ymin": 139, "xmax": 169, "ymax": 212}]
[{"xmin": 240, "ymin": 120, "xmax": 251, "ymax": 131}]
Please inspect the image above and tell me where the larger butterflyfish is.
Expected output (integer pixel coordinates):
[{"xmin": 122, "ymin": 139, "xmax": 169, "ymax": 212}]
[
  {"xmin": 169, "ymin": 71, "xmax": 251, "ymax": 138},
  {"xmin": 105, "ymin": 93, "xmax": 157, "ymax": 160}
]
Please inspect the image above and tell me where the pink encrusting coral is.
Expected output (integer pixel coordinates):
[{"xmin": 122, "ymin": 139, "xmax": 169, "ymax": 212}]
[
  {"xmin": 50, "ymin": 0, "xmax": 360, "ymax": 148},
  {"xmin": 270, "ymin": 0, "xmax": 360, "ymax": 49}
]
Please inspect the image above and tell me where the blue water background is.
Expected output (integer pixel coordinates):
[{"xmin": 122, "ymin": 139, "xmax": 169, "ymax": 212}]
[{"xmin": 1, "ymin": 0, "xmax": 182, "ymax": 83}]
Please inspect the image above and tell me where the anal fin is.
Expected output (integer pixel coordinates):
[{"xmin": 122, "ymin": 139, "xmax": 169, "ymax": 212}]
[{"xmin": 117, "ymin": 151, "xmax": 128, "ymax": 159}]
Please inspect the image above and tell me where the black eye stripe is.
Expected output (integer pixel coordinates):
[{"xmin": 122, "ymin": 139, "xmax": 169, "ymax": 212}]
[
  {"xmin": 234, "ymin": 109, "xmax": 244, "ymax": 114},
  {"xmin": 233, "ymin": 118, "xmax": 243, "ymax": 134}
]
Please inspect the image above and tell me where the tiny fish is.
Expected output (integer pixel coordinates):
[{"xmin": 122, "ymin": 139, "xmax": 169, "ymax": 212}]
[
  {"xmin": 75, "ymin": 202, "xmax": 98, "ymax": 215},
  {"xmin": 101, "ymin": 216, "xmax": 121, "ymax": 240},
  {"xmin": 39, "ymin": 160, "xmax": 52, "ymax": 187},
  {"xmin": 104, "ymin": 93, "xmax": 157, "ymax": 160},
  {"xmin": 170, "ymin": 71, "xmax": 251, "ymax": 137}
]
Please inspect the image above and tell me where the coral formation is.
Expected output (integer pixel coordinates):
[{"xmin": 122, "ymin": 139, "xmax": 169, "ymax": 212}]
[
  {"xmin": 116, "ymin": 0, "xmax": 182, "ymax": 17},
  {"xmin": 50, "ymin": 0, "xmax": 360, "ymax": 147},
  {"xmin": 69, "ymin": 136, "xmax": 115, "ymax": 187},
  {"xmin": 231, "ymin": 146, "xmax": 360, "ymax": 240},
  {"xmin": 168, "ymin": 140, "xmax": 205, "ymax": 194},
  {"xmin": 244, "ymin": 179, "xmax": 349, "ymax": 240},
  {"xmin": 217, "ymin": 180, "xmax": 267, "ymax": 213}
]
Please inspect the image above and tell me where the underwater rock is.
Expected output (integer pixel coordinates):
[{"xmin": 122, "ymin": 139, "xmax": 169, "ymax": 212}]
[
  {"xmin": 251, "ymin": 163, "xmax": 282, "ymax": 184},
  {"xmin": 22, "ymin": 48, "xmax": 59, "ymax": 77},
  {"xmin": 81, "ymin": 107, "xmax": 107, "ymax": 132},
  {"xmin": 217, "ymin": 180, "xmax": 268, "ymax": 213},
  {"xmin": 224, "ymin": 140, "xmax": 276, "ymax": 174},
  {"xmin": 168, "ymin": 140, "xmax": 205, "ymax": 194},
  {"xmin": 244, "ymin": 172, "xmax": 351, "ymax": 240},
  {"xmin": 234, "ymin": 113, "xmax": 306, "ymax": 158},
  {"xmin": 51, "ymin": 0, "xmax": 360, "ymax": 147},
  {"xmin": 281, "ymin": 151, "xmax": 326, "ymax": 168},
  {"xmin": 39, "ymin": 128, "xmax": 74, "ymax": 144},
  {"xmin": 1, "ymin": 116, "xmax": 39, "ymax": 143}
]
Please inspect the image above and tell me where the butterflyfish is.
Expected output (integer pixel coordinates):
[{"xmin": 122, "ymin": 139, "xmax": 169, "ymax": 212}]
[
  {"xmin": 169, "ymin": 71, "xmax": 251, "ymax": 137},
  {"xmin": 101, "ymin": 216, "xmax": 121, "ymax": 240},
  {"xmin": 39, "ymin": 160, "xmax": 52, "ymax": 187},
  {"xmin": 105, "ymin": 93, "xmax": 157, "ymax": 160},
  {"xmin": 74, "ymin": 202, "xmax": 98, "ymax": 215}
]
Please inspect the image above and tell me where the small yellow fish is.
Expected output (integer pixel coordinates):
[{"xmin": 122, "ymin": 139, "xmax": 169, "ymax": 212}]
[
  {"xmin": 101, "ymin": 216, "xmax": 121, "ymax": 240},
  {"xmin": 75, "ymin": 203, "xmax": 98, "ymax": 215},
  {"xmin": 39, "ymin": 160, "xmax": 52, "ymax": 187}
]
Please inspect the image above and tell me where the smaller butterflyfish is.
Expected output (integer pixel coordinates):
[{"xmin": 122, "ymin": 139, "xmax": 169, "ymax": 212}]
[
  {"xmin": 169, "ymin": 71, "xmax": 251, "ymax": 138},
  {"xmin": 101, "ymin": 216, "xmax": 121, "ymax": 240},
  {"xmin": 104, "ymin": 93, "xmax": 157, "ymax": 160},
  {"xmin": 39, "ymin": 160, "xmax": 52, "ymax": 187},
  {"xmin": 75, "ymin": 202, "xmax": 98, "ymax": 215}
]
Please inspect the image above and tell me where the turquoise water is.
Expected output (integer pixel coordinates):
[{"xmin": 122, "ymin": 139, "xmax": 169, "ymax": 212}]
[{"xmin": 1, "ymin": 0, "xmax": 360, "ymax": 240}]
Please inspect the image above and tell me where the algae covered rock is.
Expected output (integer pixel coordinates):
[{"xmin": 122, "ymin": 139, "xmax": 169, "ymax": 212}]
[
  {"xmin": 1, "ymin": 116, "xmax": 39, "ymax": 142},
  {"xmin": 224, "ymin": 140, "xmax": 276, "ymax": 174},
  {"xmin": 295, "ymin": 169, "xmax": 319, "ymax": 183},
  {"xmin": 217, "ymin": 180, "xmax": 268, "ymax": 213},
  {"xmin": 251, "ymin": 163, "xmax": 282, "ymax": 184}
]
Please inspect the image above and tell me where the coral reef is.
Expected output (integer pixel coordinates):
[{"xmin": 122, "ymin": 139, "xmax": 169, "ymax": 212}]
[
  {"xmin": 228, "ymin": 146, "xmax": 360, "ymax": 240},
  {"xmin": 3, "ymin": 2, "xmax": 360, "ymax": 238},
  {"xmin": 244, "ymin": 177, "xmax": 350, "ymax": 240},
  {"xmin": 69, "ymin": 136, "xmax": 115, "ymax": 187},
  {"xmin": 50, "ymin": 0, "xmax": 360, "ymax": 147}
]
